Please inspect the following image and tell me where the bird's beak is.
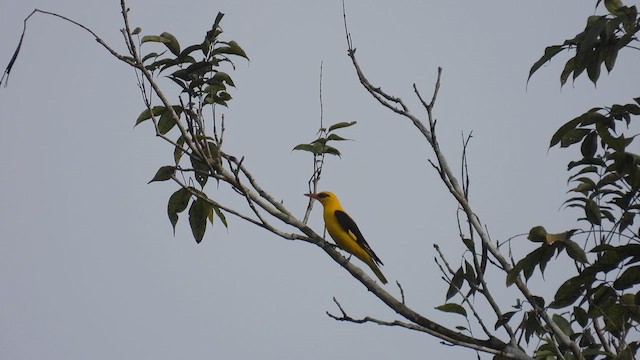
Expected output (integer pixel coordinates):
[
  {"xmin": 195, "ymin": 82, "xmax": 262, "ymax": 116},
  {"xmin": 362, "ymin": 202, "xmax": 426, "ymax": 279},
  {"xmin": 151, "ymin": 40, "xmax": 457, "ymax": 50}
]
[{"xmin": 304, "ymin": 193, "xmax": 319, "ymax": 199}]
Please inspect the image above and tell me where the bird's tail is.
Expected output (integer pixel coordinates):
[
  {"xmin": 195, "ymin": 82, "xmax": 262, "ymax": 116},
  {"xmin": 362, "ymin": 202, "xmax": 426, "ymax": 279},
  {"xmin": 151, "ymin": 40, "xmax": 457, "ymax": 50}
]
[{"xmin": 367, "ymin": 261, "xmax": 388, "ymax": 284}]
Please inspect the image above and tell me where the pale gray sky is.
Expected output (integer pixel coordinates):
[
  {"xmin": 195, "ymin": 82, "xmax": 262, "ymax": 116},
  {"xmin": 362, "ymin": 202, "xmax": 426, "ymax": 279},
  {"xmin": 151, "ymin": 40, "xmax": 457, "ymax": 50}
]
[{"xmin": 1, "ymin": 1, "xmax": 638, "ymax": 359}]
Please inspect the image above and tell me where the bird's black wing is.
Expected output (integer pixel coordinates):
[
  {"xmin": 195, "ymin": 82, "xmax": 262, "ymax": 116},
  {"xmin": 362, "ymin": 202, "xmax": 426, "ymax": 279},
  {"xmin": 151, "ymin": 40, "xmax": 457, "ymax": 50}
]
[{"xmin": 334, "ymin": 210, "xmax": 384, "ymax": 265}]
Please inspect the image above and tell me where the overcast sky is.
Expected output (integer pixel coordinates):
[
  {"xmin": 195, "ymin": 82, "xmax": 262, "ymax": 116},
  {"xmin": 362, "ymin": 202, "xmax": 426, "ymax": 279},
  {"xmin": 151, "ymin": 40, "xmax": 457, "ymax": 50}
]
[{"xmin": 2, "ymin": 1, "xmax": 639, "ymax": 359}]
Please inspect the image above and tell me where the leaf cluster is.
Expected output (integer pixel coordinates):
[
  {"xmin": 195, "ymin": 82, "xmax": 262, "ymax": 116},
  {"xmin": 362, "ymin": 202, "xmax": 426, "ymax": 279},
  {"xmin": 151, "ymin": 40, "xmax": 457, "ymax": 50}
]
[
  {"xmin": 550, "ymin": 101, "xmax": 640, "ymax": 232},
  {"xmin": 134, "ymin": 13, "xmax": 247, "ymax": 243},
  {"xmin": 293, "ymin": 121, "xmax": 357, "ymax": 157},
  {"xmin": 512, "ymin": 2, "xmax": 640, "ymax": 358},
  {"xmin": 529, "ymin": 4, "xmax": 639, "ymax": 86}
]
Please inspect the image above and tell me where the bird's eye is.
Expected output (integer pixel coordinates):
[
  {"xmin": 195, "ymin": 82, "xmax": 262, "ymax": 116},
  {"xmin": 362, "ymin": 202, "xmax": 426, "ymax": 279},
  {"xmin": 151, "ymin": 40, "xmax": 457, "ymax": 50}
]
[{"xmin": 318, "ymin": 193, "xmax": 329, "ymax": 198}]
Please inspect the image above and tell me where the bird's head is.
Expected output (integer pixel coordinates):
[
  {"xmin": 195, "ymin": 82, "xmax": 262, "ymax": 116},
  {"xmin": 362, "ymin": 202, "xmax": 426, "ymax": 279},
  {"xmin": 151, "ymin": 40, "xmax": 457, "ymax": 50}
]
[{"xmin": 304, "ymin": 191, "xmax": 337, "ymax": 206}]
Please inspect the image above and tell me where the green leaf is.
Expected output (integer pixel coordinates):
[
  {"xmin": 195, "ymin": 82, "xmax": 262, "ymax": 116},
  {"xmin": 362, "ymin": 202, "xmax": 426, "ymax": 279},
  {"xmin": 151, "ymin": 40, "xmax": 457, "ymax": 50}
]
[
  {"xmin": 569, "ymin": 180, "xmax": 594, "ymax": 194},
  {"xmin": 604, "ymin": 0, "xmax": 625, "ymax": 15},
  {"xmin": 207, "ymin": 12, "xmax": 225, "ymax": 42},
  {"xmin": 322, "ymin": 145, "xmax": 342, "ymax": 157},
  {"xmin": 328, "ymin": 121, "xmax": 357, "ymax": 132},
  {"xmin": 167, "ymin": 187, "xmax": 191, "ymax": 234},
  {"xmin": 580, "ymin": 131, "xmax": 598, "ymax": 158},
  {"xmin": 214, "ymin": 40, "xmax": 249, "ymax": 59},
  {"xmin": 531, "ymin": 296, "xmax": 545, "ymax": 308},
  {"xmin": 613, "ymin": 151, "xmax": 639, "ymax": 177},
  {"xmin": 174, "ymin": 135, "xmax": 186, "ymax": 165},
  {"xmin": 508, "ymin": 246, "xmax": 552, "ymax": 286},
  {"xmin": 132, "ymin": 27, "xmax": 142, "ymax": 35},
  {"xmin": 211, "ymin": 71, "xmax": 235, "ymax": 87},
  {"xmin": 613, "ymin": 265, "xmax": 640, "ymax": 290},
  {"xmin": 564, "ymin": 239, "xmax": 588, "ymax": 263},
  {"xmin": 596, "ymin": 122, "xmax": 632, "ymax": 152},
  {"xmin": 506, "ymin": 262, "xmax": 523, "ymax": 287},
  {"xmin": 326, "ymin": 133, "xmax": 351, "ymax": 141},
  {"xmin": 157, "ymin": 106, "xmax": 182, "ymax": 135},
  {"xmin": 141, "ymin": 35, "xmax": 171, "ymax": 45},
  {"xmin": 189, "ymin": 197, "xmax": 211, "ymax": 243},
  {"xmin": 495, "ymin": 311, "xmax": 517, "ymax": 330},
  {"xmin": 446, "ymin": 267, "xmax": 464, "ymax": 300},
  {"xmin": 527, "ymin": 226, "xmax": 548, "ymax": 243},
  {"xmin": 567, "ymin": 157, "xmax": 607, "ymax": 170},
  {"xmin": 207, "ymin": 204, "xmax": 215, "ymax": 224},
  {"xmin": 145, "ymin": 58, "xmax": 176, "ymax": 72},
  {"xmin": 623, "ymin": 103, "xmax": 640, "ymax": 115},
  {"xmin": 574, "ymin": 306, "xmax": 588, "ymax": 327},
  {"xmin": 176, "ymin": 43, "xmax": 202, "ymax": 61},
  {"xmin": 295, "ymin": 141, "xmax": 342, "ymax": 157},
  {"xmin": 464, "ymin": 260, "xmax": 478, "ymax": 288},
  {"xmin": 171, "ymin": 61, "xmax": 214, "ymax": 81},
  {"xmin": 528, "ymin": 45, "xmax": 564, "ymax": 83},
  {"xmin": 523, "ymin": 310, "xmax": 544, "ymax": 343},
  {"xmin": 435, "ymin": 303, "xmax": 467, "ymax": 317},
  {"xmin": 586, "ymin": 55, "xmax": 602, "ymax": 85},
  {"xmin": 148, "ymin": 166, "xmax": 175, "ymax": 183},
  {"xmin": 311, "ymin": 138, "xmax": 328, "ymax": 146},
  {"xmin": 585, "ymin": 199, "xmax": 602, "ymax": 225},
  {"xmin": 213, "ymin": 206, "xmax": 227, "ymax": 228},
  {"xmin": 590, "ymin": 247, "xmax": 625, "ymax": 273},
  {"xmin": 552, "ymin": 314, "xmax": 573, "ymax": 336},
  {"xmin": 160, "ymin": 32, "xmax": 181, "ymax": 56},
  {"xmin": 560, "ymin": 128, "xmax": 591, "ymax": 148},
  {"xmin": 572, "ymin": 53, "xmax": 587, "ymax": 81},
  {"xmin": 537, "ymin": 245, "xmax": 556, "ymax": 276},
  {"xmin": 591, "ymin": 284, "xmax": 616, "ymax": 309},
  {"xmin": 190, "ymin": 155, "xmax": 209, "ymax": 188},
  {"xmin": 550, "ymin": 117, "xmax": 582, "ymax": 148},
  {"xmin": 292, "ymin": 143, "xmax": 314, "ymax": 153},
  {"xmin": 604, "ymin": 46, "xmax": 619, "ymax": 72},
  {"xmin": 141, "ymin": 52, "xmax": 162, "ymax": 63},
  {"xmin": 577, "ymin": 108, "xmax": 607, "ymax": 126},
  {"xmin": 462, "ymin": 238, "xmax": 474, "ymax": 252},
  {"xmin": 217, "ymin": 91, "xmax": 232, "ymax": 101},
  {"xmin": 550, "ymin": 275, "xmax": 586, "ymax": 308},
  {"xmin": 560, "ymin": 57, "xmax": 576, "ymax": 87},
  {"xmin": 205, "ymin": 141, "xmax": 221, "ymax": 168},
  {"xmin": 620, "ymin": 211, "xmax": 634, "ymax": 232},
  {"xmin": 135, "ymin": 106, "xmax": 165, "ymax": 126}
]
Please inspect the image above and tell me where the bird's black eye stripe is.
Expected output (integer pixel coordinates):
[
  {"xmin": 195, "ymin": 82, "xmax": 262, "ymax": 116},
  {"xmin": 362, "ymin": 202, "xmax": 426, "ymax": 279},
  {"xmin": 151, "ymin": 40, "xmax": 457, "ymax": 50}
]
[{"xmin": 318, "ymin": 193, "xmax": 329, "ymax": 198}]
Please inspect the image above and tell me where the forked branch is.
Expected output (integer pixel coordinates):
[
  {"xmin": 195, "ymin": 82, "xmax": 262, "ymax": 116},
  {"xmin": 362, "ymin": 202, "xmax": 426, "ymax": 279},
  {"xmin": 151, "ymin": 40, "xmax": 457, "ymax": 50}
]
[{"xmin": 341, "ymin": 1, "xmax": 583, "ymax": 359}]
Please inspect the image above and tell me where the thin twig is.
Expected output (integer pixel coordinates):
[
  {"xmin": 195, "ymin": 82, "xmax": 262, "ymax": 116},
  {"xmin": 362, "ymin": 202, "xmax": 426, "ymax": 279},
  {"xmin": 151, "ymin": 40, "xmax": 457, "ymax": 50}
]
[
  {"xmin": 2, "ymin": 8, "xmax": 136, "ymax": 87},
  {"xmin": 303, "ymin": 62, "xmax": 327, "ymax": 224},
  {"xmin": 396, "ymin": 281, "xmax": 406, "ymax": 304}
]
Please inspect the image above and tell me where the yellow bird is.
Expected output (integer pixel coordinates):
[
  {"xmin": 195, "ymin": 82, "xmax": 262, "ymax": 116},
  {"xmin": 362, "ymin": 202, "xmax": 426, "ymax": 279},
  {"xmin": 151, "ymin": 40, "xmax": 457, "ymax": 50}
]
[{"xmin": 305, "ymin": 191, "xmax": 388, "ymax": 284}]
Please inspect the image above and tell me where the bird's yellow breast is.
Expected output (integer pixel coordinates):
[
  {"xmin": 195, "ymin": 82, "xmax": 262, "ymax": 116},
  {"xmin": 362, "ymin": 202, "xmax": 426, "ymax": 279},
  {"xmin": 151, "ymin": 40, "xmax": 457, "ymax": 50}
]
[{"xmin": 322, "ymin": 206, "xmax": 372, "ymax": 264}]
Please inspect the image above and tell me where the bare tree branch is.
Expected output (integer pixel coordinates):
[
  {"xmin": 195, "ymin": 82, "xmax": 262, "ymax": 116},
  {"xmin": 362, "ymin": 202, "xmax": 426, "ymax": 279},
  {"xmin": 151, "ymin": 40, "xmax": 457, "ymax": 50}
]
[{"xmin": 340, "ymin": 1, "xmax": 581, "ymax": 359}]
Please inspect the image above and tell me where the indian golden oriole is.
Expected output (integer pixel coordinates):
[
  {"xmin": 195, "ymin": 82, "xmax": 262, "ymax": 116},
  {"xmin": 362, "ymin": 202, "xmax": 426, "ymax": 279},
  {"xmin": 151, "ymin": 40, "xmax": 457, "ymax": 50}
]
[{"xmin": 305, "ymin": 191, "xmax": 388, "ymax": 284}]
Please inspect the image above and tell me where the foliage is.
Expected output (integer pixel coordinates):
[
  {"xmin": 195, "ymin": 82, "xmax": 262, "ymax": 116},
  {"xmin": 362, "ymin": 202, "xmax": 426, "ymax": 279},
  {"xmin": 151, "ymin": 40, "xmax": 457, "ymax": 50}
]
[
  {"xmin": 528, "ymin": 1, "xmax": 639, "ymax": 87},
  {"xmin": 503, "ymin": 1, "xmax": 640, "ymax": 359},
  {"xmin": 293, "ymin": 121, "xmax": 357, "ymax": 158},
  {"xmin": 131, "ymin": 13, "xmax": 246, "ymax": 242},
  {"xmin": 134, "ymin": 17, "xmax": 356, "ymax": 243}
]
